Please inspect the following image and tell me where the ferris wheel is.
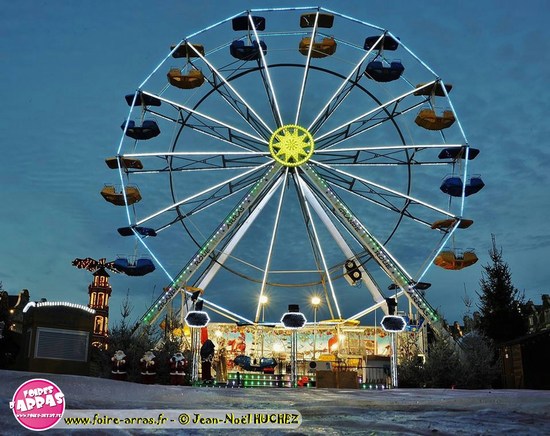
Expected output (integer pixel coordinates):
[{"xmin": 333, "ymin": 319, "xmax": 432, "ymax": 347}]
[{"xmin": 103, "ymin": 7, "xmax": 483, "ymax": 338}]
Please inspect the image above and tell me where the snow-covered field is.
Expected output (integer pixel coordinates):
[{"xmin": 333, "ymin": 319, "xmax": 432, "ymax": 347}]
[{"xmin": 2, "ymin": 369, "xmax": 549, "ymax": 435}]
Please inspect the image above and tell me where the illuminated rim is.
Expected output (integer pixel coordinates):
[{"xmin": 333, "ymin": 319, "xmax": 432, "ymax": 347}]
[
  {"xmin": 269, "ymin": 124, "xmax": 314, "ymax": 167},
  {"xmin": 114, "ymin": 7, "xmax": 473, "ymax": 336}
]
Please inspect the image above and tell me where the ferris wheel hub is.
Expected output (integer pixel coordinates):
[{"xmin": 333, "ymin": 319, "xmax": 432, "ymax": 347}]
[{"xmin": 269, "ymin": 124, "xmax": 314, "ymax": 167}]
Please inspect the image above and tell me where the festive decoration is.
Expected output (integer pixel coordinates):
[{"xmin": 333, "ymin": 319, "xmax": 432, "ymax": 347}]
[
  {"xmin": 71, "ymin": 257, "xmax": 121, "ymax": 274},
  {"xmin": 72, "ymin": 257, "xmax": 118, "ymax": 348},
  {"xmin": 140, "ymin": 350, "xmax": 157, "ymax": 384},
  {"xmin": 169, "ymin": 352, "xmax": 186, "ymax": 385},
  {"xmin": 111, "ymin": 350, "xmax": 127, "ymax": 381}
]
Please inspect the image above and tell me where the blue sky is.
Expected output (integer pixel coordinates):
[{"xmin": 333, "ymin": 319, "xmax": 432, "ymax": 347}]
[{"xmin": 2, "ymin": 0, "xmax": 549, "ymax": 329}]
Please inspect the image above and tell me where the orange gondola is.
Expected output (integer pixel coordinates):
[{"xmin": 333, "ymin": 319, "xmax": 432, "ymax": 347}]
[
  {"xmin": 299, "ymin": 37, "xmax": 336, "ymax": 58},
  {"xmin": 431, "ymin": 218, "xmax": 474, "ymax": 230},
  {"xmin": 415, "ymin": 108, "xmax": 455, "ymax": 130},
  {"xmin": 105, "ymin": 157, "xmax": 143, "ymax": 170},
  {"xmin": 167, "ymin": 68, "xmax": 205, "ymax": 89},
  {"xmin": 434, "ymin": 249, "xmax": 478, "ymax": 270},
  {"xmin": 100, "ymin": 184, "xmax": 142, "ymax": 206}
]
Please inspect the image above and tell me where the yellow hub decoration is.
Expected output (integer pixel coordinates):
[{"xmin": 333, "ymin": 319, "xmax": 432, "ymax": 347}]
[{"xmin": 269, "ymin": 124, "xmax": 314, "ymax": 167}]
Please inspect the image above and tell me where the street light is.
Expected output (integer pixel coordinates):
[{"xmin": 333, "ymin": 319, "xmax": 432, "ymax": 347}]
[
  {"xmin": 185, "ymin": 308, "xmax": 210, "ymax": 383},
  {"xmin": 259, "ymin": 295, "xmax": 268, "ymax": 357},
  {"xmin": 259, "ymin": 295, "xmax": 268, "ymax": 322},
  {"xmin": 311, "ymin": 296, "xmax": 321, "ymax": 360},
  {"xmin": 281, "ymin": 304, "xmax": 307, "ymax": 387}
]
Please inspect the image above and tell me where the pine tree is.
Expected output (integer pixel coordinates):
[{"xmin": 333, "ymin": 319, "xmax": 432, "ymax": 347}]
[{"xmin": 477, "ymin": 235, "xmax": 526, "ymax": 344}]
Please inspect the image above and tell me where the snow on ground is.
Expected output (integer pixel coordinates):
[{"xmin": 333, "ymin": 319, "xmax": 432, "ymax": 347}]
[{"xmin": 1, "ymin": 369, "xmax": 549, "ymax": 435}]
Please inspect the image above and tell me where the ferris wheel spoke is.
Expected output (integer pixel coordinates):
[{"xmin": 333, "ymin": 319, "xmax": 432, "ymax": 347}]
[
  {"xmin": 146, "ymin": 106, "xmax": 264, "ymax": 153},
  {"xmin": 347, "ymin": 296, "xmax": 402, "ymax": 322},
  {"xmin": 314, "ymin": 143, "xmax": 464, "ymax": 167},
  {"xmin": 135, "ymin": 161, "xmax": 272, "ymax": 226},
  {"xmin": 186, "ymin": 41, "xmax": 274, "ymax": 133},
  {"xmin": 311, "ymin": 159, "xmax": 456, "ymax": 220},
  {"xmin": 190, "ymin": 66, "xmax": 273, "ymax": 140},
  {"xmin": 122, "ymin": 151, "xmax": 270, "ymax": 174},
  {"xmin": 314, "ymin": 83, "xmax": 434, "ymax": 150},
  {"xmin": 255, "ymin": 168, "xmax": 289, "ymax": 323},
  {"xmin": 153, "ymin": 171, "xmax": 268, "ymax": 234},
  {"xmin": 247, "ymin": 15, "xmax": 283, "ymax": 127},
  {"xmin": 143, "ymin": 92, "xmax": 267, "ymax": 152},
  {"xmin": 135, "ymin": 164, "xmax": 284, "ymax": 330},
  {"xmin": 294, "ymin": 12, "xmax": 321, "ymax": 125},
  {"xmin": 307, "ymin": 36, "xmax": 381, "ymax": 134}
]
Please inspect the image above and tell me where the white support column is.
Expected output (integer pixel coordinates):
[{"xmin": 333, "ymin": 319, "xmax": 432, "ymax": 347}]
[{"xmin": 297, "ymin": 175, "xmax": 387, "ymax": 312}]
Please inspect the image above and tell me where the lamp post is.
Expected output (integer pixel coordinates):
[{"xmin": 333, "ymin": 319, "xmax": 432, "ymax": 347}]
[
  {"xmin": 381, "ymin": 298, "xmax": 406, "ymax": 388},
  {"xmin": 259, "ymin": 295, "xmax": 268, "ymax": 357},
  {"xmin": 311, "ymin": 296, "xmax": 321, "ymax": 360},
  {"xmin": 281, "ymin": 305, "xmax": 307, "ymax": 387},
  {"xmin": 185, "ymin": 308, "xmax": 210, "ymax": 384}
]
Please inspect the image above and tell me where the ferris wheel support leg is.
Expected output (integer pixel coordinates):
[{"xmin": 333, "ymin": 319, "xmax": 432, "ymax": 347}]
[
  {"xmin": 133, "ymin": 164, "xmax": 284, "ymax": 334},
  {"xmin": 301, "ymin": 164, "xmax": 455, "ymax": 343},
  {"xmin": 297, "ymin": 175, "xmax": 387, "ymax": 313},
  {"xmin": 195, "ymin": 177, "xmax": 284, "ymax": 294},
  {"xmin": 191, "ymin": 327, "xmax": 201, "ymax": 383},
  {"xmin": 255, "ymin": 169, "xmax": 290, "ymax": 322},
  {"xmin": 294, "ymin": 170, "xmax": 342, "ymax": 320}
]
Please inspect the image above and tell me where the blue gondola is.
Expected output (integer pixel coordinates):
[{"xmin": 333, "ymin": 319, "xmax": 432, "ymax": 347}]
[
  {"xmin": 438, "ymin": 147, "xmax": 480, "ymax": 160},
  {"xmin": 440, "ymin": 176, "xmax": 485, "ymax": 197},
  {"xmin": 117, "ymin": 226, "xmax": 157, "ymax": 237},
  {"xmin": 364, "ymin": 35, "xmax": 399, "ymax": 51},
  {"xmin": 365, "ymin": 60, "xmax": 404, "ymax": 82},
  {"xmin": 230, "ymin": 40, "xmax": 267, "ymax": 60},
  {"xmin": 125, "ymin": 93, "xmax": 161, "ymax": 107},
  {"xmin": 114, "ymin": 257, "xmax": 155, "ymax": 276},
  {"xmin": 121, "ymin": 120, "xmax": 160, "ymax": 140},
  {"xmin": 440, "ymin": 176, "xmax": 463, "ymax": 197},
  {"xmin": 232, "ymin": 16, "xmax": 266, "ymax": 31}
]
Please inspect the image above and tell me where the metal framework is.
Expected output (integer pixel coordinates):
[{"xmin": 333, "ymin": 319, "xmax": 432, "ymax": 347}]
[{"xmin": 107, "ymin": 7, "xmax": 477, "ymax": 343}]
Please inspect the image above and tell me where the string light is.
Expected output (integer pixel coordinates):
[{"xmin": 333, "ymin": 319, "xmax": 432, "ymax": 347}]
[{"xmin": 23, "ymin": 301, "xmax": 96, "ymax": 314}]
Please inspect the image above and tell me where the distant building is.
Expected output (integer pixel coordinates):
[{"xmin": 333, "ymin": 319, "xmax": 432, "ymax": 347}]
[
  {"xmin": 1, "ymin": 288, "xmax": 95, "ymax": 376},
  {"xmin": 500, "ymin": 294, "xmax": 550, "ymax": 389},
  {"xmin": 18, "ymin": 301, "xmax": 95, "ymax": 376},
  {"xmin": 524, "ymin": 294, "xmax": 550, "ymax": 334}
]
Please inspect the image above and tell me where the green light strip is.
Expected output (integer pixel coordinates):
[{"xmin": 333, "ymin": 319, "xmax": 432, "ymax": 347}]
[
  {"xmin": 301, "ymin": 164, "xmax": 449, "ymax": 338},
  {"xmin": 136, "ymin": 164, "xmax": 282, "ymax": 330}
]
